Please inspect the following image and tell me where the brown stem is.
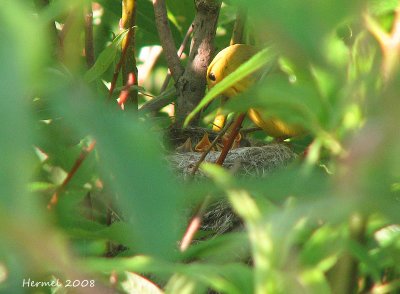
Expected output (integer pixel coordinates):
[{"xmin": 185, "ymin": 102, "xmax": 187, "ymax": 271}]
[
  {"xmin": 215, "ymin": 113, "xmax": 245, "ymax": 165},
  {"xmin": 174, "ymin": 0, "xmax": 221, "ymax": 127},
  {"xmin": 121, "ymin": 0, "xmax": 138, "ymax": 110},
  {"xmin": 153, "ymin": 0, "xmax": 184, "ymax": 82},
  {"xmin": 160, "ymin": 23, "xmax": 194, "ymax": 92},
  {"xmin": 84, "ymin": 3, "xmax": 95, "ymax": 68},
  {"xmin": 48, "ymin": 140, "xmax": 97, "ymax": 209},
  {"xmin": 117, "ymin": 73, "xmax": 136, "ymax": 109}
]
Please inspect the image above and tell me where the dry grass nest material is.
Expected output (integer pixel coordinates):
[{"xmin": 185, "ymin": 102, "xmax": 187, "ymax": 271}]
[{"xmin": 168, "ymin": 143, "xmax": 296, "ymax": 179}]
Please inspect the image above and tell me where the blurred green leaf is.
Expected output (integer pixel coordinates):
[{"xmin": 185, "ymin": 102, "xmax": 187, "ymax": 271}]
[
  {"xmin": 48, "ymin": 83, "xmax": 183, "ymax": 259},
  {"xmin": 245, "ymin": 0, "xmax": 361, "ymax": 66},
  {"xmin": 225, "ymin": 74, "xmax": 324, "ymax": 133},
  {"xmin": 84, "ymin": 29, "xmax": 129, "ymax": 83},
  {"xmin": 368, "ymin": 0, "xmax": 399, "ymax": 16},
  {"xmin": 166, "ymin": 0, "xmax": 195, "ymax": 34}
]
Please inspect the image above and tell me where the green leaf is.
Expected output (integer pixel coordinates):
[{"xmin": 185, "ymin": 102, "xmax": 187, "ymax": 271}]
[
  {"xmin": 0, "ymin": 1, "xmax": 44, "ymax": 212},
  {"xmin": 224, "ymin": 75, "xmax": 325, "ymax": 133},
  {"xmin": 244, "ymin": 0, "xmax": 360, "ymax": 66},
  {"xmin": 84, "ymin": 29, "xmax": 129, "ymax": 83},
  {"xmin": 367, "ymin": 0, "xmax": 399, "ymax": 16},
  {"xmin": 183, "ymin": 47, "xmax": 277, "ymax": 127},
  {"xmin": 300, "ymin": 268, "xmax": 331, "ymax": 294},
  {"xmin": 49, "ymin": 83, "xmax": 184, "ymax": 259}
]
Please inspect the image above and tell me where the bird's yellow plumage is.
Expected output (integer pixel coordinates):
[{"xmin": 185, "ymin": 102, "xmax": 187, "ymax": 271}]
[{"xmin": 207, "ymin": 44, "xmax": 303, "ymax": 139}]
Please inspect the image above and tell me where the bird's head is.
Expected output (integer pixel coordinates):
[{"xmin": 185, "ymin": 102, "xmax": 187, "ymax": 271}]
[{"xmin": 206, "ymin": 44, "xmax": 259, "ymax": 97}]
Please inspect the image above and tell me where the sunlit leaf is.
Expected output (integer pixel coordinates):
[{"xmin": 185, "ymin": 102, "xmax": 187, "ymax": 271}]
[{"xmin": 184, "ymin": 47, "xmax": 277, "ymax": 126}]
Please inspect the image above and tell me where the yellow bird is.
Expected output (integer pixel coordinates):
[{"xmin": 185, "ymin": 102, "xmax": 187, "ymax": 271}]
[{"xmin": 207, "ymin": 44, "xmax": 304, "ymax": 139}]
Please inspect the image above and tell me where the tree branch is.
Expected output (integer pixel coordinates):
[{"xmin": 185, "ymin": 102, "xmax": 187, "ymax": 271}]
[
  {"xmin": 152, "ymin": 0, "xmax": 184, "ymax": 82},
  {"xmin": 174, "ymin": 0, "xmax": 221, "ymax": 126},
  {"xmin": 160, "ymin": 23, "xmax": 194, "ymax": 93}
]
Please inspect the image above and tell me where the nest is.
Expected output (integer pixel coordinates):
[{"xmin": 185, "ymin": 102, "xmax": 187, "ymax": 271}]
[
  {"xmin": 168, "ymin": 143, "xmax": 296, "ymax": 235},
  {"xmin": 168, "ymin": 143, "xmax": 296, "ymax": 178}
]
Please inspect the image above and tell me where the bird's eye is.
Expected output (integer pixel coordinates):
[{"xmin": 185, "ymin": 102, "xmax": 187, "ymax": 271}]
[{"xmin": 208, "ymin": 72, "xmax": 216, "ymax": 81}]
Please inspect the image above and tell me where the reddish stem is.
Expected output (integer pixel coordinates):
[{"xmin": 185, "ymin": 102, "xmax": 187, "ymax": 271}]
[
  {"xmin": 109, "ymin": 28, "xmax": 134, "ymax": 99},
  {"xmin": 117, "ymin": 73, "xmax": 136, "ymax": 109},
  {"xmin": 47, "ymin": 140, "xmax": 96, "ymax": 209},
  {"xmin": 215, "ymin": 113, "xmax": 246, "ymax": 165}
]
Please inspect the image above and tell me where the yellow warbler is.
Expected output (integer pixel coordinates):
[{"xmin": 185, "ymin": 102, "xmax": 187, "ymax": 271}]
[{"xmin": 207, "ymin": 44, "xmax": 304, "ymax": 139}]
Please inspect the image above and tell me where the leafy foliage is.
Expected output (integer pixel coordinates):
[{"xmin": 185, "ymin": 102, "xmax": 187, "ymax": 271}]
[{"xmin": 0, "ymin": 0, "xmax": 400, "ymax": 293}]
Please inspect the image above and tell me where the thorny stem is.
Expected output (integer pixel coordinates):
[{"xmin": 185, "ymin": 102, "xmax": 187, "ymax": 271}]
[{"xmin": 47, "ymin": 140, "xmax": 96, "ymax": 209}]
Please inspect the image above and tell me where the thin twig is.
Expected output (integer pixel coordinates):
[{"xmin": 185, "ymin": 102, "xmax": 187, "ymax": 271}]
[
  {"xmin": 180, "ymin": 195, "xmax": 211, "ymax": 251},
  {"xmin": 152, "ymin": 0, "xmax": 184, "ymax": 82},
  {"xmin": 108, "ymin": 28, "xmax": 133, "ymax": 99},
  {"xmin": 117, "ymin": 73, "xmax": 136, "ymax": 109},
  {"xmin": 47, "ymin": 140, "xmax": 97, "ymax": 209},
  {"xmin": 241, "ymin": 126, "xmax": 262, "ymax": 135},
  {"xmin": 139, "ymin": 88, "xmax": 176, "ymax": 112},
  {"xmin": 160, "ymin": 23, "xmax": 194, "ymax": 92},
  {"xmin": 190, "ymin": 119, "xmax": 234, "ymax": 176}
]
